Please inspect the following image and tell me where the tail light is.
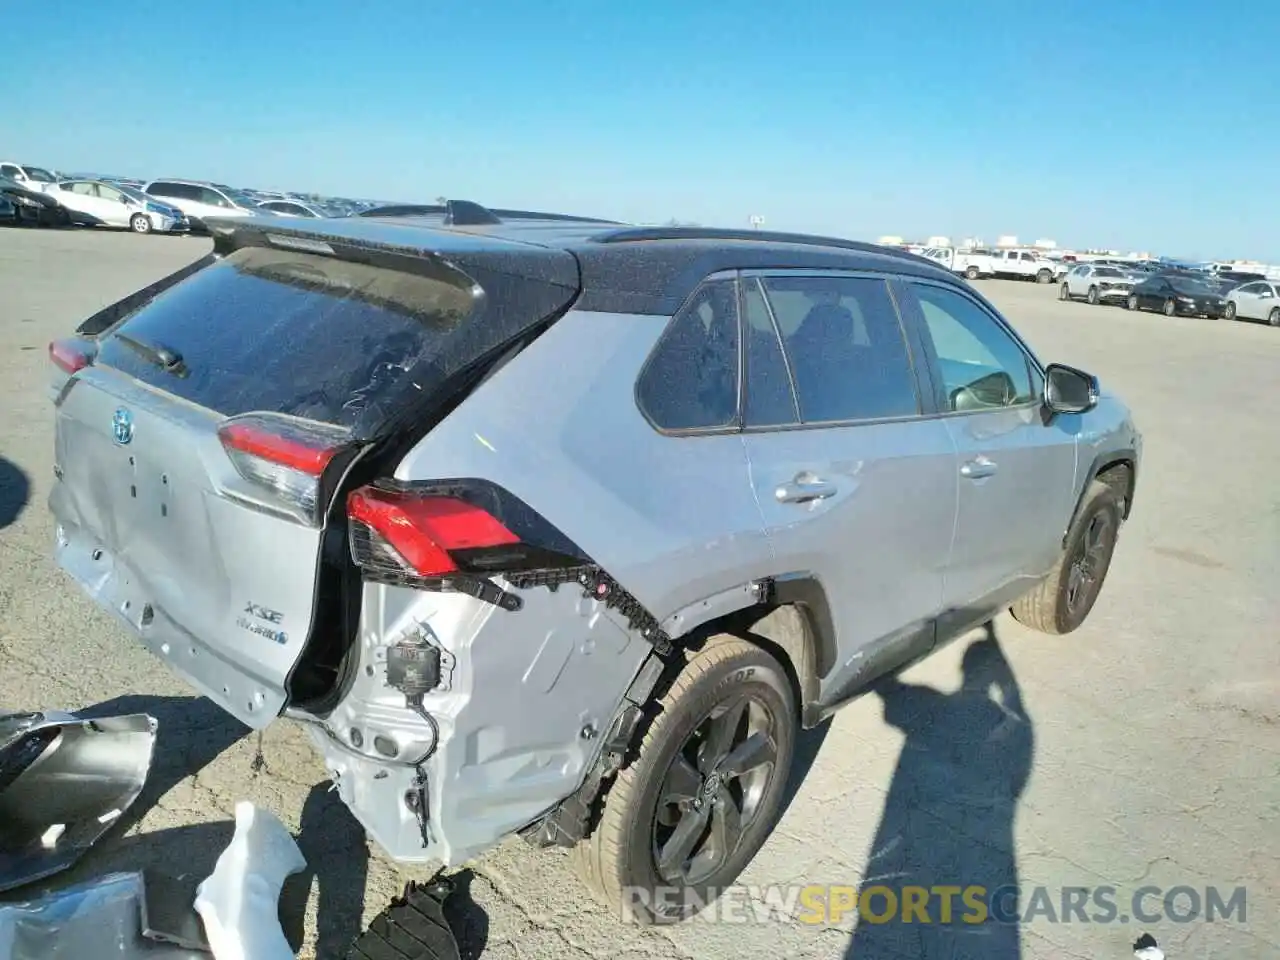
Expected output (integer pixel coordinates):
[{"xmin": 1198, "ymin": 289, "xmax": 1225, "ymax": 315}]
[
  {"xmin": 49, "ymin": 337, "xmax": 95, "ymax": 375},
  {"xmin": 218, "ymin": 413, "xmax": 353, "ymax": 525},
  {"xmin": 347, "ymin": 481, "xmax": 590, "ymax": 586}
]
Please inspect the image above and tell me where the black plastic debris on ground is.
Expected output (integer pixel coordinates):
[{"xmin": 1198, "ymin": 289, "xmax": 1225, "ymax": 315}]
[{"xmin": 348, "ymin": 880, "xmax": 461, "ymax": 960}]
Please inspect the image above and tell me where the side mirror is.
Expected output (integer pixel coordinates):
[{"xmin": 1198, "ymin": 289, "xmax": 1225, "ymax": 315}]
[{"xmin": 1043, "ymin": 363, "xmax": 1099, "ymax": 415}]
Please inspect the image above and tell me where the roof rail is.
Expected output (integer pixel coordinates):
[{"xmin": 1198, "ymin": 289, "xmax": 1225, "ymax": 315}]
[
  {"xmin": 590, "ymin": 226, "xmax": 936, "ymax": 263},
  {"xmin": 358, "ymin": 198, "xmax": 622, "ymax": 227}
]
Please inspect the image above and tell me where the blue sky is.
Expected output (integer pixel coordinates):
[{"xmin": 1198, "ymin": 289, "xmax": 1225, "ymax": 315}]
[{"xmin": 5, "ymin": 1, "xmax": 1276, "ymax": 259}]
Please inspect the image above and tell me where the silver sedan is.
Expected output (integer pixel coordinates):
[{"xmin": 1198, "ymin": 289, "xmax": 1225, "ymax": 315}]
[{"xmin": 1223, "ymin": 280, "xmax": 1280, "ymax": 326}]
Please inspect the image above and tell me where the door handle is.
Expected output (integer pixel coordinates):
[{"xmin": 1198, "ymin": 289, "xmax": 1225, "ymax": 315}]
[
  {"xmin": 960, "ymin": 456, "xmax": 998, "ymax": 480},
  {"xmin": 775, "ymin": 476, "xmax": 837, "ymax": 504}
]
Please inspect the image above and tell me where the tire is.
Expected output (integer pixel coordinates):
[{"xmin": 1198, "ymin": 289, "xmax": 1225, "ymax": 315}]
[
  {"xmin": 1010, "ymin": 479, "xmax": 1124, "ymax": 635},
  {"xmin": 1036, "ymin": 268, "xmax": 1053, "ymax": 284},
  {"xmin": 573, "ymin": 633, "xmax": 797, "ymax": 925},
  {"xmin": 130, "ymin": 213, "xmax": 152, "ymax": 234},
  {"xmin": 1223, "ymin": 301, "xmax": 1237, "ymax": 321},
  {"xmin": 1269, "ymin": 308, "xmax": 1280, "ymax": 328},
  {"xmin": 1163, "ymin": 298, "xmax": 1177, "ymax": 317},
  {"xmin": 1087, "ymin": 286, "xmax": 1099, "ymax": 305},
  {"xmin": 965, "ymin": 265, "xmax": 980, "ymax": 280},
  {"xmin": 1127, "ymin": 294, "xmax": 1138, "ymax": 311},
  {"xmin": 1059, "ymin": 283, "xmax": 1070, "ymax": 301}
]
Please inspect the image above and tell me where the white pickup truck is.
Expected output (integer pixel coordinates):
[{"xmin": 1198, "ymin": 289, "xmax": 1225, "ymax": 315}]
[
  {"xmin": 989, "ymin": 248, "xmax": 1068, "ymax": 284},
  {"xmin": 920, "ymin": 246, "xmax": 997, "ymax": 280}
]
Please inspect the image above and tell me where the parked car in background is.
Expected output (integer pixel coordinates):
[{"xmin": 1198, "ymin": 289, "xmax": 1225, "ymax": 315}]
[
  {"xmin": 256, "ymin": 198, "xmax": 346, "ymax": 218},
  {"xmin": 0, "ymin": 174, "xmax": 69, "ymax": 226},
  {"xmin": 920, "ymin": 246, "xmax": 997, "ymax": 279},
  {"xmin": 1060, "ymin": 264, "xmax": 1137, "ymax": 305},
  {"xmin": 0, "ymin": 161, "xmax": 58, "ymax": 194},
  {"xmin": 1210, "ymin": 270, "xmax": 1266, "ymax": 291},
  {"xmin": 1224, "ymin": 280, "xmax": 1280, "ymax": 326},
  {"xmin": 49, "ymin": 180, "xmax": 189, "ymax": 234},
  {"xmin": 141, "ymin": 179, "xmax": 260, "ymax": 231},
  {"xmin": 990, "ymin": 248, "xmax": 1067, "ymax": 283},
  {"xmin": 1127, "ymin": 274, "xmax": 1227, "ymax": 318}
]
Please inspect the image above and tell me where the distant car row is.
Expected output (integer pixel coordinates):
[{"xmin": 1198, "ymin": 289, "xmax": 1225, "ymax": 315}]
[
  {"xmin": 0, "ymin": 161, "xmax": 387, "ymax": 235},
  {"xmin": 1059, "ymin": 262, "xmax": 1279, "ymax": 327}
]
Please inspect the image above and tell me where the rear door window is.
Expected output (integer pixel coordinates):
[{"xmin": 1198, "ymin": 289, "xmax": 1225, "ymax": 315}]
[
  {"xmin": 760, "ymin": 275, "xmax": 920, "ymax": 423},
  {"xmin": 94, "ymin": 246, "xmax": 479, "ymax": 433}
]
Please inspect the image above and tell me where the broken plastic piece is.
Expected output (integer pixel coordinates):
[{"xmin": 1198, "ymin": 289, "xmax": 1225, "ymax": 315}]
[
  {"xmin": 140, "ymin": 867, "xmax": 212, "ymax": 952},
  {"xmin": 193, "ymin": 801, "xmax": 306, "ymax": 960},
  {"xmin": 346, "ymin": 880, "xmax": 461, "ymax": 960},
  {"xmin": 0, "ymin": 710, "xmax": 157, "ymax": 894},
  {"xmin": 0, "ymin": 871, "xmax": 206, "ymax": 960}
]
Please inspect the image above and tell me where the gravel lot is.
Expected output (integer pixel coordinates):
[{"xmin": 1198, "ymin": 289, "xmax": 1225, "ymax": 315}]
[{"xmin": 1, "ymin": 228, "xmax": 1276, "ymax": 960}]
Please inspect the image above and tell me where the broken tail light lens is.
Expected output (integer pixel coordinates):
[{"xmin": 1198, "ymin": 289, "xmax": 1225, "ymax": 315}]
[
  {"xmin": 49, "ymin": 337, "xmax": 95, "ymax": 375},
  {"xmin": 218, "ymin": 413, "xmax": 353, "ymax": 525},
  {"xmin": 347, "ymin": 482, "xmax": 590, "ymax": 585},
  {"xmin": 347, "ymin": 486, "xmax": 518, "ymax": 578}
]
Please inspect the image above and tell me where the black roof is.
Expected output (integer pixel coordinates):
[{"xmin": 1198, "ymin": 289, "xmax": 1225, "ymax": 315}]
[{"xmin": 209, "ymin": 199, "xmax": 958, "ymax": 316}]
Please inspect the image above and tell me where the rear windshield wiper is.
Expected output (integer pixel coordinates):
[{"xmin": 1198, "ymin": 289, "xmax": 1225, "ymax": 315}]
[{"xmin": 115, "ymin": 333, "xmax": 187, "ymax": 376}]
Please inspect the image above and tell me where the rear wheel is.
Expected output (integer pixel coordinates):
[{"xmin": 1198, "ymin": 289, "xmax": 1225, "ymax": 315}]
[
  {"xmin": 573, "ymin": 634, "xmax": 797, "ymax": 925},
  {"xmin": 130, "ymin": 213, "xmax": 152, "ymax": 234},
  {"xmin": 965, "ymin": 265, "xmax": 980, "ymax": 280},
  {"xmin": 1087, "ymin": 286, "xmax": 1099, "ymax": 305},
  {"xmin": 1223, "ymin": 301, "xmax": 1237, "ymax": 321},
  {"xmin": 1270, "ymin": 307, "xmax": 1280, "ymax": 327},
  {"xmin": 1163, "ymin": 298, "xmax": 1177, "ymax": 317},
  {"xmin": 1010, "ymin": 479, "xmax": 1124, "ymax": 635}
]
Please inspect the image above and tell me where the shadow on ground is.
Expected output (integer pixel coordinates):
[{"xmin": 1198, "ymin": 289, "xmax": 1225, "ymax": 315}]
[
  {"xmin": 0, "ymin": 457, "xmax": 30, "ymax": 530},
  {"xmin": 844, "ymin": 623, "xmax": 1035, "ymax": 960}
]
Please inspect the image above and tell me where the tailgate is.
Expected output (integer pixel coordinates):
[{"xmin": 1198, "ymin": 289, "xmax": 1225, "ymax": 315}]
[
  {"xmin": 49, "ymin": 237, "xmax": 578, "ymax": 728},
  {"xmin": 51, "ymin": 371, "xmax": 323, "ymax": 726}
]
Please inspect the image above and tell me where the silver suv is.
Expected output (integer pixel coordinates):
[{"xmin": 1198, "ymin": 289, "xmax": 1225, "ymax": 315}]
[{"xmin": 46, "ymin": 203, "xmax": 1141, "ymax": 924}]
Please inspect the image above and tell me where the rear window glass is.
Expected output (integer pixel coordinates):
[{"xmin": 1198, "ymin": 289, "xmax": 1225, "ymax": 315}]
[{"xmin": 95, "ymin": 246, "xmax": 477, "ymax": 431}]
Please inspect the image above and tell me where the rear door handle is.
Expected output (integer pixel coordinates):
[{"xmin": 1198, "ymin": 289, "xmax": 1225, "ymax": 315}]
[
  {"xmin": 960, "ymin": 456, "xmax": 998, "ymax": 480},
  {"xmin": 775, "ymin": 475, "xmax": 837, "ymax": 504}
]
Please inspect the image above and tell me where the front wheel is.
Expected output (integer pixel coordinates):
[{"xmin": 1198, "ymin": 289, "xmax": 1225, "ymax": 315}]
[
  {"xmin": 1127, "ymin": 294, "xmax": 1139, "ymax": 311},
  {"xmin": 573, "ymin": 634, "xmax": 797, "ymax": 925},
  {"xmin": 1036, "ymin": 269, "xmax": 1053, "ymax": 284},
  {"xmin": 965, "ymin": 265, "xmax": 980, "ymax": 280},
  {"xmin": 1059, "ymin": 283, "xmax": 1070, "ymax": 301},
  {"xmin": 1269, "ymin": 307, "xmax": 1280, "ymax": 327},
  {"xmin": 1087, "ymin": 286, "xmax": 1099, "ymax": 305},
  {"xmin": 1163, "ymin": 298, "xmax": 1177, "ymax": 317},
  {"xmin": 1223, "ymin": 301, "xmax": 1237, "ymax": 321},
  {"xmin": 130, "ymin": 213, "xmax": 152, "ymax": 234},
  {"xmin": 1011, "ymin": 479, "xmax": 1124, "ymax": 635}
]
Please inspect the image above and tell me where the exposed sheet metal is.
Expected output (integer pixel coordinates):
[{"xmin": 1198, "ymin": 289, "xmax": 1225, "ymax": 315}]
[
  {"xmin": 0, "ymin": 711, "xmax": 157, "ymax": 894},
  {"xmin": 0, "ymin": 871, "xmax": 206, "ymax": 960}
]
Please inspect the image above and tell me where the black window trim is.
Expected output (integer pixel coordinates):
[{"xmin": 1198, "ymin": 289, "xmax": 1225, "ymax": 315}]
[
  {"xmin": 741, "ymin": 275, "xmax": 801, "ymax": 428},
  {"xmin": 894, "ymin": 276, "xmax": 1048, "ymax": 420}
]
